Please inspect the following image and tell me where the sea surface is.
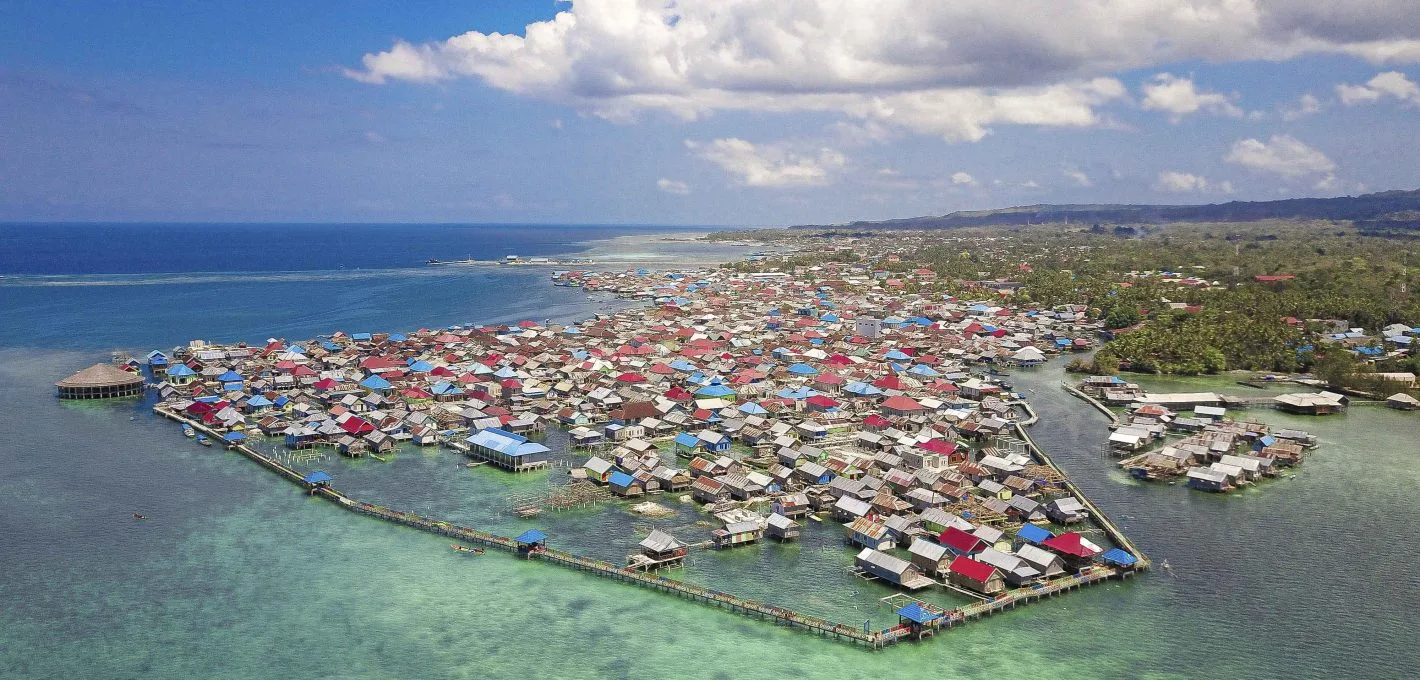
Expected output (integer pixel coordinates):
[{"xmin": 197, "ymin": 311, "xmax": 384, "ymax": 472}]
[{"xmin": 1, "ymin": 223, "xmax": 1416, "ymax": 679}]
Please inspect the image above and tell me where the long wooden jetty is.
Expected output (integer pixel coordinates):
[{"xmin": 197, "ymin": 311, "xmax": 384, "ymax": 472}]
[
  {"xmin": 1013, "ymin": 422, "xmax": 1150, "ymax": 569},
  {"xmin": 155, "ymin": 405, "xmax": 1144, "ymax": 650}
]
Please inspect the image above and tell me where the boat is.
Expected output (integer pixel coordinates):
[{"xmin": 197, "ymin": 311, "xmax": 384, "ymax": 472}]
[
  {"xmin": 451, "ymin": 544, "xmax": 484, "ymax": 554},
  {"xmin": 197, "ymin": 434, "xmax": 212, "ymax": 447},
  {"xmin": 182, "ymin": 424, "xmax": 195, "ymax": 438},
  {"xmin": 132, "ymin": 513, "xmax": 147, "ymax": 520}
]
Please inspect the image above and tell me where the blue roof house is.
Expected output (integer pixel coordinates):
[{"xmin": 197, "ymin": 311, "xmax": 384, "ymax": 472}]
[
  {"xmin": 359, "ymin": 374, "xmax": 393, "ymax": 394},
  {"xmin": 464, "ymin": 427, "xmax": 552, "ymax": 471}
]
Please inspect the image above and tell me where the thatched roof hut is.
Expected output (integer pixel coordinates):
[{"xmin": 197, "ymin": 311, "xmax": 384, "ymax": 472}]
[{"xmin": 56, "ymin": 363, "xmax": 144, "ymax": 399}]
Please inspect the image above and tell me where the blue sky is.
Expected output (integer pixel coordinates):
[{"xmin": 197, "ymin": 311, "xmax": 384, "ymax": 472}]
[{"xmin": 2, "ymin": 1, "xmax": 1418, "ymax": 225}]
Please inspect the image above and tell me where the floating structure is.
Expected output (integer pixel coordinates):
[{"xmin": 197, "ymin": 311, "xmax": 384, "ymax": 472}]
[{"xmin": 55, "ymin": 363, "xmax": 144, "ymax": 400}]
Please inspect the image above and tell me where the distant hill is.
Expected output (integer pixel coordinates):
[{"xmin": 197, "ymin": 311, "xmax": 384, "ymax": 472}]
[{"xmin": 797, "ymin": 188, "xmax": 1420, "ymax": 231}]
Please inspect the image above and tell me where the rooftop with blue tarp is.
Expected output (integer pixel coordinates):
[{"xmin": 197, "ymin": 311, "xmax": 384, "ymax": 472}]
[
  {"xmin": 896, "ymin": 602, "xmax": 941, "ymax": 624},
  {"xmin": 302, "ymin": 471, "xmax": 332, "ymax": 485},
  {"xmin": 515, "ymin": 529, "xmax": 547, "ymax": 544},
  {"xmin": 359, "ymin": 375, "xmax": 392, "ymax": 390},
  {"xmin": 1100, "ymin": 548, "xmax": 1138, "ymax": 567},
  {"xmin": 608, "ymin": 471, "xmax": 635, "ymax": 487},
  {"xmin": 1017, "ymin": 523, "xmax": 1053, "ymax": 544}
]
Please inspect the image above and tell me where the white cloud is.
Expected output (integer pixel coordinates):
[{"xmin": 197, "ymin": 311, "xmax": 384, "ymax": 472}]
[
  {"xmin": 951, "ymin": 171, "xmax": 977, "ymax": 186},
  {"xmin": 1140, "ymin": 73, "xmax": 1243, "ymax": 121},
  {"xmin": 656, "ymin": 178, "xmax": 690, "ymax": 194},
  {"xmin": 1280, "ymin": 93, "xmax": 1323, "ymax": 121},
  {"xmin": 1224, "ymin": 135, "xmax": 1336, "ymax": 189},
  {"xmin": 363, "ymin": 131, "xmax": 386, "ymax": 144},
  {"xmin": 1336, "ymin": 71, "xmax": 1420, "ymax": 106},
  {"xmin": 344, "ymin": 2, "xmax": 1420, "ymax": 142},
  {"xmin": 687, "ymin": 138, "xmax": 846, "ymax": 187},
  {"xmin": 1154, "ymin": 171, "xmax": 1211, "ymax": 193},
  {"xmin": 1153, "ymin": 171, "xmax": 1235, "ymax": 194},
  {"xmin": 1061, "ymin": 164, "xmax": 1093, "ymax": 187}
]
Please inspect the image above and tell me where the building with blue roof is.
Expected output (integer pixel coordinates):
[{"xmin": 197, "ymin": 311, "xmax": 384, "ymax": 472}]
[
  {"xmin": 165, "ymin": 363, "xmax": 198, "ymax": 386},
  {"xmin": 359, "ymin": 375, "xmax": 392, "ymax": 393},
  {"xmin": 514, "ymin": 529, "xmax": 547, "ymax": 557},
  {"xmin": 787, "ymin": 363, "xmax": 819, "ymax": 375},
  {"xmin": 607, "ymin": 471, "xmax": 643, "ymax": 497},
  {"xmin": 1016, "ymin": 523, "xmax": 1053, "ymax": 545},
  {"xmin": 695, "ymin": 384, "xmax": 736, "ymax": 399},
  {"xmin": 844, "ymin": 382, "xmax": 883, "ymax": 396},
  {"xmin": 737, "ymin": 402, "xmax": 769, "ymax": 415},
  {"xmin": 674, "ymin": 432, "xmax": 699, "ymax": 453},
  {"xmin": 464, "ymin": 427, "xmax": 552, "ymax": 471},
  {"xmin": 777, "ymin": 387, "xmax": 815, "ymax": 400},
  {"xmin": 1099, "ymin": 548, "xmax": 1138, "ymax": 568},
  {"xmin": 218, "ymin": 370, "xmax": 244, "ymax": 392}
]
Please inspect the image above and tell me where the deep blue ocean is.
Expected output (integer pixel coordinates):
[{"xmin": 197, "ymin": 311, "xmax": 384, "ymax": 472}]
[{"xmin": 1, "ymin": 223, "xmax": 1416, "ymax": 679}]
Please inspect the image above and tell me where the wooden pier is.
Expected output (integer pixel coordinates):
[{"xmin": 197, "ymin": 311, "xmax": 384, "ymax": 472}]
[
  {"xmin": 154, "ymin": 404, "xmax": 1145, "ymax": 651},
  {"xmin": 1012, "ymin": 422, "xmax": 1151, "ymax": 570},
  {"xmin": 1061, "ymin": 382, "xmax": 1123, "ymax": 425}
]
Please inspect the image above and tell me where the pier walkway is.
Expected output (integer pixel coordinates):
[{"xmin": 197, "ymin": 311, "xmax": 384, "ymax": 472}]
[
  {"xmin": 155, "ymin": 404, "xmax": 1144, "ymax": 650},
  {"xmin": 1013, "ymin": 422, "xmax": 1151, "ymax": 569},
  {"xmin": 1060, "ymin": 382, "xmax": 1123, "ymax": 425}
]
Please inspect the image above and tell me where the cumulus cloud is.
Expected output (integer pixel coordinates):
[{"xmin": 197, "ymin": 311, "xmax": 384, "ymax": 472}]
[
  {"xmin": 1336, "ymin": 71, "xmax": 1420, "ymax": 106},
  {"xmin": 656, "ymin": 178, "xmax": 690, "ymax": 194},
  {"xmin": 687, "ymin": 138, "xmax": 846, "ymax": 187},
  {"xmin": 1061, "ymin": 164, "xmax": 1093, "ymax": 187},
  {"xmin": 950, "ymin": 171, "xmax": 977, "ymax": 186},
  {"xmin": 1153, "ymin": 170, "xmax": 1234, "ymax": 194},
  {"xmin": 343, "ymin": 1, "xmax": 1420, "ymax": 142},
  {"xmin": 1141, "ymin": 74, "xmax": 1243, "ymax": 121},
  {"xmin": 1225, "ymin": 135, "xmax": 1336, "ymax": 188},
  {"xmin": 1279, "ymin": 93, "xmax": 1323, "ymax": 120},
  {"xmin": 1154, "ymin": 171, "xmax": 1210, "ymax": 193}
]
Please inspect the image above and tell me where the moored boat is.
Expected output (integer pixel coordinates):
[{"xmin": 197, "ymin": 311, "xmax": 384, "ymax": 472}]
[
  {"xmin": 182, "ymin": 424, "xmax": 195, "ymax": 438},
  {"xmin": 197, "ymin": 434, "xmax": 212, "ymax": 447}
]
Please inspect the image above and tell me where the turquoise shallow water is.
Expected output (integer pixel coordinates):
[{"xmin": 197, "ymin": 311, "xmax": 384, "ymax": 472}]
[{"xmin": 2, "ymin": 229, "xmax": 1419, "ymax": 678}]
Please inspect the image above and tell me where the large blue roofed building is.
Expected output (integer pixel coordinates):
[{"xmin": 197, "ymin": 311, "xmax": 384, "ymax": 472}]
[{"xmin": 465, "ymin": 427, "xmax": 553, "ymax": 472}]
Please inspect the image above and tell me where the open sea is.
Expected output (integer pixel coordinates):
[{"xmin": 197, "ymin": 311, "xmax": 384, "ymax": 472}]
[{"xmin": 1, "ymin": 223, "xmax": 1416, "ymax": 679}]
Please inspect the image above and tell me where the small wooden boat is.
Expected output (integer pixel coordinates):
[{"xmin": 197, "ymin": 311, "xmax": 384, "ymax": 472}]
[
  {"xmin": 197, "ymin": 434, "xmax": 212, "ymax": 447},
  {"xmin": 451, "ymin": 544, "xmax": 484, "ymax": 554},
  {"xmin": 182, "ymin": 424, "xmax": 195, "ymax": 438},
  {"xmin": 133, "ymin": 513, "xmax": 147, "ymax": 520}
]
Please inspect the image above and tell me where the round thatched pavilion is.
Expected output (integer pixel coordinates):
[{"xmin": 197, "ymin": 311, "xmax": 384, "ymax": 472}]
[{"xmin": 55, "ymin": 363, "xmax": 145, "ymax": 400}]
